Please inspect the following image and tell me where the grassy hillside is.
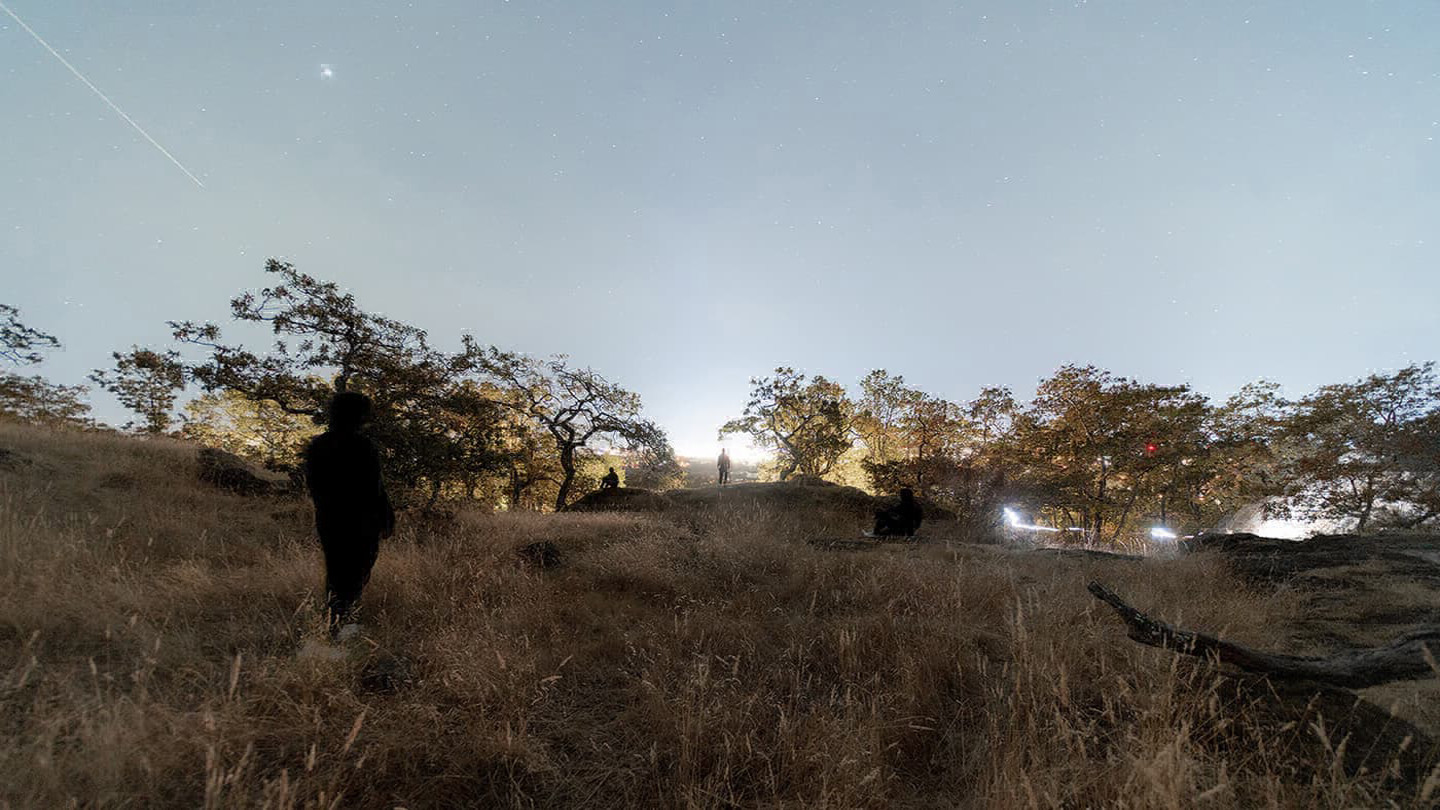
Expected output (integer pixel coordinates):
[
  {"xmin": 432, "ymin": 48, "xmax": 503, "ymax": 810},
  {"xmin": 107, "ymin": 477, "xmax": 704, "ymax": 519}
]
[{"xmin": 0, "ymin": 421, "xmax": 1435, "ymax": 808}]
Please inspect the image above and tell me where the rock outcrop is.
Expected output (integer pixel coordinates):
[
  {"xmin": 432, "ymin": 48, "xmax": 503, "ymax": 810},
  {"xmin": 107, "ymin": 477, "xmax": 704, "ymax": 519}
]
[{"xmin": 196, "ymin": 447, "xmax": 294, "ymax": 496}]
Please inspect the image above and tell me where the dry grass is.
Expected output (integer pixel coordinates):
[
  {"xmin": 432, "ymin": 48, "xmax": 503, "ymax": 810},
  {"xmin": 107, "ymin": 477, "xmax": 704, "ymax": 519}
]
[{"xmin": 0, "ymin": 421, "xmax": 1435, "ymax": 808}]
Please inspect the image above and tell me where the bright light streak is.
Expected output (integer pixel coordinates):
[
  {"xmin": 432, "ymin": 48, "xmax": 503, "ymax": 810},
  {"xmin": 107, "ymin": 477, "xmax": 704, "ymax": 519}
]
[
  {"xmin": 0, "ymin": 1, "xmax": 205, "ymax": 188},
  {"xmin": 1149, "ymin": 527, "xmax": 1178, "ymax": 541},
  {"xmin": 1003, "ymin": 507, "xmax": 1060, "ymax": 532}
]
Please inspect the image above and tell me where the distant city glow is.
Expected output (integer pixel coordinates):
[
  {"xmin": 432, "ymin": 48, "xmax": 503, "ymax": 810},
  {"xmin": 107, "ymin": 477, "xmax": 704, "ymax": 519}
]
[
  {"xmin": 1247, "ymin": 519, "xmax": 1316, "ymax": 540},
  {"xmin": 675, "ymin": 440, "xmax": 770, "ymax": 465}
]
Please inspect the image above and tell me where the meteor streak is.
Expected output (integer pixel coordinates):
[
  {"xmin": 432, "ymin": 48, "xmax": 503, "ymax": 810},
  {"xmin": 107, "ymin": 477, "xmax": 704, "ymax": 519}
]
[{"xmin": 0, "ymin": 1, "xmax": 205, "ymax": 188}]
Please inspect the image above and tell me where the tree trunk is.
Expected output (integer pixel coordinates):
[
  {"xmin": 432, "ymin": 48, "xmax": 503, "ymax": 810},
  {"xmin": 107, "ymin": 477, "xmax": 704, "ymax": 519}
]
[
  {"xmin": 1093, "ymin": 463, "xmax": 1108, "ymax": 538},
  {"xmin": 554, "ymin": 446, "xmax": 576, "ymax": 511},
  {"xmin": 1356, "ymin": 477, "xmax": 1376, "ymax": 530},
  {"xmin": 509, "ymin": 467, "xmax": 524, "ymax": 511},
  {"xmin": 1107, "ymin": 492, "xmax": 1139, "ymax": 544}
]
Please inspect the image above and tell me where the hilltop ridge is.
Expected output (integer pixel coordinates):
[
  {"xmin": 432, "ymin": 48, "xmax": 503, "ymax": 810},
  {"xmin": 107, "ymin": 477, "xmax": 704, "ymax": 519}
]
[{"xmin": 564, "ymin": 478, "xmax": 958, "ymax": 524}]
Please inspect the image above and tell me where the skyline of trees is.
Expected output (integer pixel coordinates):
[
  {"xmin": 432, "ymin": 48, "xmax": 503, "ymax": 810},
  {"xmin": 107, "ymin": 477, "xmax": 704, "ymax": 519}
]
[
  {"xmin": 4, "ymin": 274, "xmax": 1440, "ymax": 534},
  {"xmin": 723, "ymin": 361, "xmax": 1440, "ymax": 541}
]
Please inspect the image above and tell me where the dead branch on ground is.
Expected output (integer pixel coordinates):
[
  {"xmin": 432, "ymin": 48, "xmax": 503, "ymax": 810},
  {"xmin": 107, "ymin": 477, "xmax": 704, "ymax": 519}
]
[{"xmin": 1087, "ymin": 581, "xmax": 1440, "ymax": 689}]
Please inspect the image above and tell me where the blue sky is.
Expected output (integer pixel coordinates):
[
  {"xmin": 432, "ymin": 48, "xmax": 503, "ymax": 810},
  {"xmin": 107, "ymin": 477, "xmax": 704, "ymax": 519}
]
[{"xmin": 3, "ymin": 1, "xmax": 1438, "ymax": 456}]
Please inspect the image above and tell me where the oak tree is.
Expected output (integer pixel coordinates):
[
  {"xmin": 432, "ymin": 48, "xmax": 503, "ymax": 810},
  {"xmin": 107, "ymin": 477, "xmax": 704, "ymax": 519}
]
[
  {"xmin": 89, "ymin": 348, "xmax": 186, "ymax": 434},
  {"xmin": 479, "ymin": 343, "xmax": 669, "ymax": 509},
  {"xmin": 0, "ymin": 304, "xmax": 60, "ymax": 366},
  {"xmin": 1280, "ymin": 363, "xmax": 1440, "ymax": 530},
  {"xmin": 0, "ymin": 304, "xmax": 90, "ymax": 428},
  {"xmin": 720, "ymin": 367, "xmax": 855, "ymax": 481}
]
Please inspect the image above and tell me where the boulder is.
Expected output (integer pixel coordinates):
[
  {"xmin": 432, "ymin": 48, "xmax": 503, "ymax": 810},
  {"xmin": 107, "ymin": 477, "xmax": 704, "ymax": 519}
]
[
  {"xmin": 1181, "ymin": 530, "xmax": 1440, "ymax": 588},
  {"xmin": 197, "ymin": 447, "xmax": 293, "ymax": 496}
]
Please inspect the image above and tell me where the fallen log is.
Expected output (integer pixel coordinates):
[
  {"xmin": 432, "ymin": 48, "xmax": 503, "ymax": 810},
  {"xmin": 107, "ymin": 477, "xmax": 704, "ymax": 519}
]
[{"xmin": 1087, "ymin": 581, "xmax": 1440, "ymax": 689}]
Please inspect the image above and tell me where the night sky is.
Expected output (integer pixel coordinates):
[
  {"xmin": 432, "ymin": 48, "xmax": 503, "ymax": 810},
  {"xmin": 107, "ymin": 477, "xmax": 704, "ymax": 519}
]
[{"xmin": 4, "ymin": 1, "xmax": 1438, "ymax": 458}]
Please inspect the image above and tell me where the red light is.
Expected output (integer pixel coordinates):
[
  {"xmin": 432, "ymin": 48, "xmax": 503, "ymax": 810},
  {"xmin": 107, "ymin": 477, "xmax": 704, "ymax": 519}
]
[{"xmin": 1145, "ymin": 442, "xmax": 1158, "ymax": 456}]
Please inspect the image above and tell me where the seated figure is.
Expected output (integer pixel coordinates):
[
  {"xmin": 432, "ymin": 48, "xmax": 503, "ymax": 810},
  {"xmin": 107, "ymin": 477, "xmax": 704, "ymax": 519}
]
[
  {"xmin": 873, "ymin": 488, "xmax": 923, "ymax": 538},
  {"xmin": 599, "ymin": 467, "xmax": 620, "ymax": 490}
]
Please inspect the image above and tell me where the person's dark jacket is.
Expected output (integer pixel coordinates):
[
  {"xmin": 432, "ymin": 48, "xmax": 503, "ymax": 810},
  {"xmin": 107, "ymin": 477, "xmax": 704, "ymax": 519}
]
[
  {"xmin": 304, "ymin": 431, "xmax": 395, "ymax": 540},
  {"xmin": 875, "ymin": 492, "xmax": 924, "ymax": 537},
  {"xmin": 893, "ymin": 497, "xmax": 923, "ymax": 535}
]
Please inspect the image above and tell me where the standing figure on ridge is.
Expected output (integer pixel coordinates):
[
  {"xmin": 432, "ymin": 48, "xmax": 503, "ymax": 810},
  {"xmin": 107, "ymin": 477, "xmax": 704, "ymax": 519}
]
[
  {"xmin": 303, "ymin": 392, "xmax": 395, "ymax": 638},
  {"xmin": 600, "ymin": 467, "xmax": 620, "ymax": 490},
  {"xmin": 873, "ymin": 488, "xmax": 924, "ymax": 538},
  {"xmin": 717, "ymin": 448, "xmax": 732, "ymax": 486}
]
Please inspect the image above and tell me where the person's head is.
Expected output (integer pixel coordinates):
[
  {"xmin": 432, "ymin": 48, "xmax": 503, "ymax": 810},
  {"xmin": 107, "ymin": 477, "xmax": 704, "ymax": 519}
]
[
  {"xmin": 327, "ymin": 391, "xmax": 372, "ymax": 433},
  {"xmin": 608, "ymin": 467, "xmax": 616, "ymax": 474},
  {"xmin": 899, "ymin": 487, "xmax": 915, "ymax": 503}
]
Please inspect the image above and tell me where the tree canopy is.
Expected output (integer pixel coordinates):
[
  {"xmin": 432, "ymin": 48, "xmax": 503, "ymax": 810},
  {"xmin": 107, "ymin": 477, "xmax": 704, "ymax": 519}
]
[
  {"xmin": 720, "ymin": 367, "xmax": 855, "ymax": 481},
  {"xmin": 8, "ymin": 267, "xmax": 1440, "ymax": 535},
  {"xmin": 89, "ymin": 348, "xmax": 186, "ymax": 434},
  {"xmin": 0, "ymin": 304, "xmax": 91, "ymax": 428},
  {"xmin": 719, "ymin": 360, "xmax": 1440, "ymax": 543},
  {"xmin": 1280, "ymin": 363, "xmax": 1440, "ymax": 530},
  {"xmin": 0, "ymin": 304, "xmax": 61, "ymax": 366},
  {"xmin": 479, "ymin": 343, "xmax": 671, "ymax": 509},
  {"xmin": 142, "ymin": 261, "xmax": 672, "ymax": 509}
]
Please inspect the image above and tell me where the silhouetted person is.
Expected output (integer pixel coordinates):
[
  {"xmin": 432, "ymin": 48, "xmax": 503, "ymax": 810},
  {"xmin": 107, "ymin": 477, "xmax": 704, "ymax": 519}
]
[
  {"xmin": 873, "ymin": 488, "xmax": 923, "ymax": 538},
  {"xmin": 600, "ymin": 467, "xmax": 620, "ymax": 490},
  {"xmin": 304, "ymin": 392, "xmax": 394, "ymax": 636},
  {"xmin": 717, "ymin": 448, "xmax": 732, "ymax": 486}
]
